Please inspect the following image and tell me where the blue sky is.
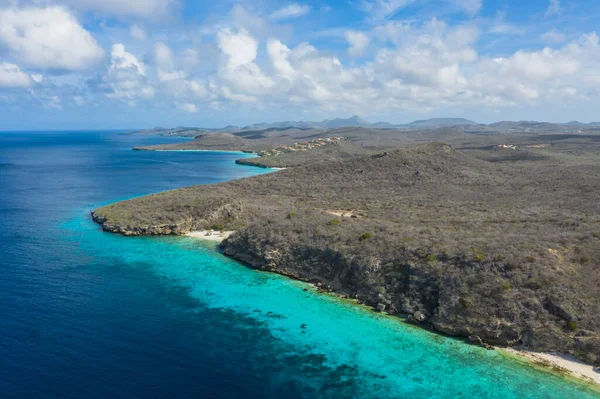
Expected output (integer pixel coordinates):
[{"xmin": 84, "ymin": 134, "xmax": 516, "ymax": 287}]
[{"xmin": 0, "ymin": 0, "xmax": 599, "ymax": 129}]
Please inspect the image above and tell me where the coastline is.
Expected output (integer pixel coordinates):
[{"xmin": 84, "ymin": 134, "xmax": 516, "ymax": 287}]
[
  {"xmin": 186, "ymin": 230, "xmax": 234, "ymax": 242},
  {"xmin": 183, "ymin": 230, "xmax": 600, "ymax": 389},
  {"xmin": 501, "ymin": 348, "xmax": 600, "ymax": 387}
]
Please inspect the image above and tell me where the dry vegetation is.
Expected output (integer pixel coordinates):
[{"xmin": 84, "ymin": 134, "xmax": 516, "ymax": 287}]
[{"xmin": 93, "ymin": 140, "xmax": 600, "ymax": 364}]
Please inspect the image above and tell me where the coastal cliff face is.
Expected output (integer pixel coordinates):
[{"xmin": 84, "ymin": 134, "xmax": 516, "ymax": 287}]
[
  {"xmin": 219, "ymin": 216, "xmax": 600, "ymax": 364},
  {"xmin": 92, "ymin": 143, "xmax": 600, "ymax": 364}
]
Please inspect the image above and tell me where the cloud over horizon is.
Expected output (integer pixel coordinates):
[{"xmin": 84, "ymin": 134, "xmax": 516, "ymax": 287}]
[{"xmin": 0, "ymin": 0, "xmax": 600, "ymax": 129}]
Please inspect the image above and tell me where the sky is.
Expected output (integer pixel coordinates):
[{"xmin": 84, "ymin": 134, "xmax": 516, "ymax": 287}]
[{"xmin": 0, "ymin": 0, "xmax": 599, "ymax": 129}]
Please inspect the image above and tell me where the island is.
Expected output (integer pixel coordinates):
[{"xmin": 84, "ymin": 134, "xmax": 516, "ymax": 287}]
[{"xmin": 93, "ymin": 124, "xmax": 600, "ymax": 369}]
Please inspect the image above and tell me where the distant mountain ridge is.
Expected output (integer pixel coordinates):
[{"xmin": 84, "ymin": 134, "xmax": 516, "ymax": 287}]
[
  {"xmin": 239, "ymin": 115, "xmax": 480, "ymax": 130},
  {"xmin": 130, "ymin": 116, "xmax": 600, "ymax": 137}
]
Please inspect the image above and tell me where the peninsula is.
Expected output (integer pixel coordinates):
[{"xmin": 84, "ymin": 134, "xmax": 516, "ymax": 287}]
[{"xmin": 93, "ymin": 128, "xmax": 600, "ymax": 367}]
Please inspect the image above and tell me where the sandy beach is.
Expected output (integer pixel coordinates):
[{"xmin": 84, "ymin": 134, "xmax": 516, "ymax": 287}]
[
  {"xmin": 186, "ymin": 230, "xmax": 234, "ymax": 242},
  {"xmin": 503, "ymin": 348, "xmax": 600, "ymax": 386}
]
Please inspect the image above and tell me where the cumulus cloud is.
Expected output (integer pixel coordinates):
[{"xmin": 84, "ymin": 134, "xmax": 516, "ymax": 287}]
[
  {"xmin": 346, "ymin": 31, "xmax": 370, "ymax": 56},
  {"xmin": 151, "ymin": 42, "xmax": 212, "ymax": 107},
  {"xmin": 2, "ymin": 3, "xmax": 600, "ymax": 120},
  {"xmin": 224, "ymin": 20, "xmax": 599, "ymax": 113},
  {"xmin": 265, "ymin": 39, "xmax": 371, "ymax": 106},
  {"xmin": 269, "ymin": 3, "xmax": 311, "ymax": 20},
  {"xmin": 0, "ymin": 63, "xmax": 32, "ymax": 88},
  {"xmin": 103, "ymin": 44, "xmax": 154, "ymax": 104},
  {"xmin": 217, "ymin": 28, "xmax": 275, "ymax": 98},
  {"xmin": 154, "ymin": 42, "xmax": 186, "ymax": 82},
  {"xmin": 0, "ymin": 6, "xmax": 104, "ymax": 70}
]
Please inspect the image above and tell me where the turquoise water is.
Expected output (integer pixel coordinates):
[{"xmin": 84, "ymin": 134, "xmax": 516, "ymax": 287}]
[
  {"xmin": 2, "ymin": 131, "xmax": 599, "ymax": 398},
  {"xmin": 65, "ymin": 214, "xmax": 600, "ymax": 398}
]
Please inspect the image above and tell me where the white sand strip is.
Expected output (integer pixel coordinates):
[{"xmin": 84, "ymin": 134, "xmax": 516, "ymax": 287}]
[
  {"xmin": 504, "ymin": 348, "xmax": 600, "ymax": 385},
  {"xmin": 185, "ymin": 230, "xmax": 234, "ymax": 242}
]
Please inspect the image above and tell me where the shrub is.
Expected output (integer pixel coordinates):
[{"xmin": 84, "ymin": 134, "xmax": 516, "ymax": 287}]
[
  {"xmin": 579, "ymin": 256, "xmax": 591, "ymax": 264},
  {"xmin": 359, "ymin": 232, "xmax": 372, "ymax": 241},
  {"xmin": 426, "ymin": 254, "xmax": 437, "ymax": 262},
  {"xmin": 459, "ymin": 296, "xmax": 470, "ymax": 309},
  {"xmin": 524, "ymin": 255, "xmax": 536, "ymax": 263},
  {"xmin": 501, "ymin": 282, "xmax": 511, "ymax": 291},
  {"xmin": 494, "ymin": 254, "xmax": 506, "ymax": 262},
  {"xmin": 211, "ymin": 223, "xmax": 225, "ymax": 231},
  {"xmin": 567, "ymin": 321, "xmax": 577, "ymax": 332},
  {"xmin": 328, "ymin": 218, "xmax": 340, "ymax": 226},
  {"xmin": 286, "ymin": 212, "xmax": 297, "ymax": 219}
]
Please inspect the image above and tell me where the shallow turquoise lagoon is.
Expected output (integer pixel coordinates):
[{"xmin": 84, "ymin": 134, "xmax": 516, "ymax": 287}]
[{"xmin": 64, "ymin": 214, "xmax": 600, "ymax": 399}]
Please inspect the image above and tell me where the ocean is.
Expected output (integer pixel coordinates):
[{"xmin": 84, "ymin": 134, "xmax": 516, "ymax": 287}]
[{"xmin": 0, "ymin": 130, "xmax": 598, "ymax": 398}]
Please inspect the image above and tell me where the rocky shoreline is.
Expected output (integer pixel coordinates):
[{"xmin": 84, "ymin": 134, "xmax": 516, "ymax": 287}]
[
  {"xmin": 90, "ymin": 143, "xmax": 600, "ymax": 369},
  {"xmin": 92, "ymin": 208, "xmax": 600, "ymax": 377},
  {"xmin": 156, "ymin": 224, "xmax": 600, "ymax": 387}
]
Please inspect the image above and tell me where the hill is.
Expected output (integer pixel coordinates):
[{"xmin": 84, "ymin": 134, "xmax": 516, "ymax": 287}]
[
  {"xmin": 404, "ymin": 118, "xmax": 479, "ymax": 128},
  {"xmin": 129, "ymin": 117, "xmax": 600, "ymax": 139},
  {"xmin": 92, "ymin": 143, "xmax": 600, "ymax": 364}
]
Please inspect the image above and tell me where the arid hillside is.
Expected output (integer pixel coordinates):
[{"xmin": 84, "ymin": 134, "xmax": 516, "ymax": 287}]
[{"xmin": 93, "ymin": 143, "xmax": 600, "ymax": 363}]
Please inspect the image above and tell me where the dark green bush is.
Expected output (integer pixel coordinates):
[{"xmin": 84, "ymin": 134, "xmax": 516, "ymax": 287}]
[{"xmin": 359, "ymin": 232, "xmax": 372, "ymax": 241}]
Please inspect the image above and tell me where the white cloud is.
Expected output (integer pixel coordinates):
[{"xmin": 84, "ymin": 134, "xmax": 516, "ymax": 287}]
[
  {"xmin": 3, "ymin": 4, "xmax": 600, "ymax": 122},
  {"xmin": 0, "ymin": 62, "xmax": 32, "ymax": 88},
  {"xmin": 545, "ymin": 0, "xmax": 560, "ymax": 16},
  {"xmin": 217, "ymin": 28, "xmax": 275, "ymax": 97},
  {"xmin": 541, "ymin": 29, "xmax": 566, "ymax": 44},
  {"xmin": 110, "ymin": 43, "xmax": 146, "ymax": 75},
  {"xmin": 103, "ymin": 44, "xmax": 154, "ymax": 104},
  {"xmin": 177, "ymin": 102, "xmax": 198, "ymax": 113},
  {"xmin": 269, "ymin": 3, "xmax": 311, "ymax": 20},
  {"xmin": 267, "ymin": 39, "xmax": 296, "ymax": 80},
  {"xmin": 490, "ymin": 47, "xmax": 580, "ymax": 81},
  {"xmin": 258, "ymin": 21, "xmax": 600, "ymax": 113},
  {"xmin": 218, "ymin": 28, "xmax": 259, "ymax": 69},
  {"xmin": 346, "ymin": 31, "xmax": 370, "ymax": 56},
  {"xmin": 130, "ymin": 24, "xmax": 147, "ymax": 41},
  {"xmin": 154, "ymin": 42, "xmax": 186, "ymax": 82},
  {"xmin": 0, "ymin": 6, "xmax": 104, "ymax": 71}
]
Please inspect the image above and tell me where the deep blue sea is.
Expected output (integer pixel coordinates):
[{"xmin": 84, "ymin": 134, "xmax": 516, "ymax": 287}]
[{"xmin": 1, "ymin": 131, "xmax": 599, "ymax": 399}]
